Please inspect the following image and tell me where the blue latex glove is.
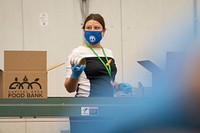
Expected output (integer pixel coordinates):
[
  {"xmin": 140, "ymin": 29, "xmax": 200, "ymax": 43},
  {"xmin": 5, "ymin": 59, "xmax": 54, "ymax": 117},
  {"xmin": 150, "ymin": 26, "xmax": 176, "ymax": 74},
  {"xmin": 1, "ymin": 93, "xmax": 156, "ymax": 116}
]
[
  {"xmin": 71, "ymin": 64, "xmax": 86, "ymax": 79},
  {"xmin": 118, "ymin": 82, "xmax": 132, "ymax": 94}
]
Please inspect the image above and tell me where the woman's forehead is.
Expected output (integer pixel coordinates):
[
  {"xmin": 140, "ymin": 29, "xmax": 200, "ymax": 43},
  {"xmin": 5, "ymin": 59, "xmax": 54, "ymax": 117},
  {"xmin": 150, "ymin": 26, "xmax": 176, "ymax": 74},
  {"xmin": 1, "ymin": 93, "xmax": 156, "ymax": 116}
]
[{"xmin": 85, "ymin": 20, "xmax": 102, "ymax": 27}]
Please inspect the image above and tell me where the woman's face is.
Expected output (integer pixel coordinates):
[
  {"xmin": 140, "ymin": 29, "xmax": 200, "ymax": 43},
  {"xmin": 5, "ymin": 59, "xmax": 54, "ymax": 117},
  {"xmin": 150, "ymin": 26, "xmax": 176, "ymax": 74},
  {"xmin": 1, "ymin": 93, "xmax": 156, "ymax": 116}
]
[
  {"xmin": 84, "ymin": 20, "xmax": 105, "ymax": 45},
  {"xmin": 84, "ymin": 20, "xmax": 104, "ymax": 32}
]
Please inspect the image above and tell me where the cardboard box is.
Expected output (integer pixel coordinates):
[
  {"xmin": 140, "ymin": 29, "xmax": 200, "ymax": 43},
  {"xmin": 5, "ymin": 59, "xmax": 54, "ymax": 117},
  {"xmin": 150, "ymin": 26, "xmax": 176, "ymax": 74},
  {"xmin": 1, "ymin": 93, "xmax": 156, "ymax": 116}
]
[
  {"xmin": 4, "ymin": 51, "xmax": 46, "ymax": 71},
  {"xmin": 0, "ymin": 51, "xmax": 47, "ymax": 98}
]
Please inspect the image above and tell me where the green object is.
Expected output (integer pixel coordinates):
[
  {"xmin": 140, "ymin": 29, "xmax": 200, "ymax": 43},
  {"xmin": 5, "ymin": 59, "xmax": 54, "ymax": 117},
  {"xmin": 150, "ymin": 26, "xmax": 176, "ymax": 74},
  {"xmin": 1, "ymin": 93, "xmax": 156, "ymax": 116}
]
[{"xmin": 0, "ymin": 97, "xmax": 142, "ymax": 117}]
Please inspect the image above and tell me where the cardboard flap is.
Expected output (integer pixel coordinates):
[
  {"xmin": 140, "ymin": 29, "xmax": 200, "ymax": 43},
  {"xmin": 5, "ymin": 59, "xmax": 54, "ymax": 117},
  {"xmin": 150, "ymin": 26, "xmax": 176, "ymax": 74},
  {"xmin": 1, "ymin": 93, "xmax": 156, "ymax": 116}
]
[{"xmin": 4, "ymin": 51, "xmax": 47, "ymax": 71}]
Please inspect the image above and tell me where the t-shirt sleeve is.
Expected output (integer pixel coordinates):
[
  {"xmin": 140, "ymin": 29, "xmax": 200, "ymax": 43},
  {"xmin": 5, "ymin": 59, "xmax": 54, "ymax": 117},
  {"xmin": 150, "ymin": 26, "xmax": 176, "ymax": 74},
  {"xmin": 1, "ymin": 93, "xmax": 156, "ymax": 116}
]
[
  {"xmin": 65, "ymin": 48, "xmax": 80, "ymax": 78},
  {"xmin": 66, "ymin": 54, "xmax": 72, "ymax": 78}
]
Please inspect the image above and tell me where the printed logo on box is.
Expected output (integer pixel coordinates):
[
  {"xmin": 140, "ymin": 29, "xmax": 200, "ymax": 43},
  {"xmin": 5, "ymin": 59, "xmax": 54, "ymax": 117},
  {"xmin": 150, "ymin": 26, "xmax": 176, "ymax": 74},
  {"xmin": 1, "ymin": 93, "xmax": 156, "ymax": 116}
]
[
  {"xmin": 9, "ymin": 76, "xmax": 42, "ymax": 90},
  {"xmin": 7, "ymin": 75, "xmax": 44, "ymax": 98},
  {"xmin": 81, "ymin": 107, "xmax": 99, "ymax": 116}
]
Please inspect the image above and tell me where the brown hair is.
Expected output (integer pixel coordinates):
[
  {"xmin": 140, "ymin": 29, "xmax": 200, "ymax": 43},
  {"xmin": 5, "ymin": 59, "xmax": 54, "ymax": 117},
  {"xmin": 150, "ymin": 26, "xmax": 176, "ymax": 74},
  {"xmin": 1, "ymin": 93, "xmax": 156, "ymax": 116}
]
[{"xmin": 82, "ymin": 13, "xmax": 105, "ymax": 30}]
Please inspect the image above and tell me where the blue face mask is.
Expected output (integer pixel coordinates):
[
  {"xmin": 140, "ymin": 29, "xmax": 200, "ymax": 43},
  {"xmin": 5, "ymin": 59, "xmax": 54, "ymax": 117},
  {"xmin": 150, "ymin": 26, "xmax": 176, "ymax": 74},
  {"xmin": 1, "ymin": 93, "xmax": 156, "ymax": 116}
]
[{"xmin": 84, "ymin": 30, "xmax": 102, "ymax": 45}]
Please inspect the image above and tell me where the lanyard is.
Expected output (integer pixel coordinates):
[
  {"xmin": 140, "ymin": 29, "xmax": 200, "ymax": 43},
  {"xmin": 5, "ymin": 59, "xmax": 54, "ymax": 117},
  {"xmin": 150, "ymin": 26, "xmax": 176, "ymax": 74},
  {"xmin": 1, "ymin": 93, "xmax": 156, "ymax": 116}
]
[{"xmin": 85, "ymin": 42, "xmax": 111, "ymax": 76}]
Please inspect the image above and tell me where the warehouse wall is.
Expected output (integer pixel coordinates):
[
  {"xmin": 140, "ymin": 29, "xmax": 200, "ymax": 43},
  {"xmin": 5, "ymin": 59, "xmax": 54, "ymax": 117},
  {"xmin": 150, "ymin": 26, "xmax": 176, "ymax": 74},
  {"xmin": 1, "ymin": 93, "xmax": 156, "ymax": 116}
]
[
  {"xmin": 0, "ymin": 0, "xmax": 197, "ymax": 97},
  {"xmin": 0, "ymin": 0, "xmax": 199, "ymax": 132},
  {"xmin": 0, "ymin": 0, "xmax": 23, "ymax": 49}
]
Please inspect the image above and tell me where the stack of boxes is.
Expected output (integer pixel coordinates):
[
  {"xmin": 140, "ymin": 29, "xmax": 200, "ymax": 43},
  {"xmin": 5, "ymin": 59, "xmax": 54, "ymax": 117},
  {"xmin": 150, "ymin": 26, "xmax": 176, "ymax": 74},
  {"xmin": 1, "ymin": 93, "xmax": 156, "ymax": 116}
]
[{"xmin": 0, "ymin": 51, "xmax": 47, "ymax": 98}]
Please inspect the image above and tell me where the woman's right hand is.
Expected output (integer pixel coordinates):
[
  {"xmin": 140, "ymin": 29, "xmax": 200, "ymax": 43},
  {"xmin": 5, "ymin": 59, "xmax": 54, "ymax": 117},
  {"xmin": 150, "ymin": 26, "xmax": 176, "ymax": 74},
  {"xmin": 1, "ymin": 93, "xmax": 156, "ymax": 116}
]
[{"xmin": 71, "ymin": 64, "xmax": 86, "ymax": 79}]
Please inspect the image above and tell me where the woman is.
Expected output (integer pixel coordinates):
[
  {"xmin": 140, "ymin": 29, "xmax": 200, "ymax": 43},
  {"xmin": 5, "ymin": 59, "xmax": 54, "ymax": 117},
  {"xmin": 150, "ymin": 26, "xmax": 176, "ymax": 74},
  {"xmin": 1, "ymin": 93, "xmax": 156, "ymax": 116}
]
[
  {"xmin": 65, "ymin": 13, "xmax": 133, "ymax": 133},
  {"xmin": 64, "ymin": 13, "xmax": 118, "ymax": 133},
  {"xmin": 65, "ymin": 13, "xmax": 117, "ymax": 97}
]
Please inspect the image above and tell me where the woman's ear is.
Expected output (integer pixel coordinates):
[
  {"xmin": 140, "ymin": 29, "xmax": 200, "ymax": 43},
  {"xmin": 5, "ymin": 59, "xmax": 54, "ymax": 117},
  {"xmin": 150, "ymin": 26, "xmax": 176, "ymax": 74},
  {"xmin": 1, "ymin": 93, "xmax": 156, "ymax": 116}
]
[{"xmin": 102, "ymin": 28, "xmax": 106, "ymax": 37}]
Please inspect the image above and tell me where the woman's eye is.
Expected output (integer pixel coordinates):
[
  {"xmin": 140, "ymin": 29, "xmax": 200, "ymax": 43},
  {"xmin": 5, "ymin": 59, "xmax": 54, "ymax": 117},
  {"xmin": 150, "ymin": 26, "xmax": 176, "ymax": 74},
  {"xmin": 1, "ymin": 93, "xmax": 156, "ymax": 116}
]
[
  {"xmin": 85, "ymin": 25, "xmax": 102, "ymax": 31},
  {"xmin": 94, "ymin": 27, "xmax": 100, "ymax": 30},
  {"xmin": 85, "ymin": 26, "xmax": 92, "ymax": 30}
]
